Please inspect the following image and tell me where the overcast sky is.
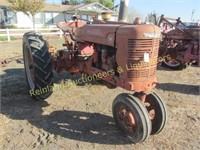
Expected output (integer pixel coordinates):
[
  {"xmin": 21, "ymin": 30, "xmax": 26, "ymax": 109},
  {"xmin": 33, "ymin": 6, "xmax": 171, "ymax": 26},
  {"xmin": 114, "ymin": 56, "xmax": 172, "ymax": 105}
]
[{"xmin": 46, "ymin": 0, "xmax": 200, "ymax": 21}]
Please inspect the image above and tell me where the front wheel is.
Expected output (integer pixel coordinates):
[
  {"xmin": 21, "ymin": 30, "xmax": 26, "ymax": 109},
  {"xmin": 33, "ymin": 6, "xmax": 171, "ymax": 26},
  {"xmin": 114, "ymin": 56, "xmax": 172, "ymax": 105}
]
[
  {"xmin": 133, "ymin": 92, "xmax": 167, "ymax": 135},
  {"xmin": 23, "ymin": 32, "xmax": 53, "ymax": 100},
  {"xmin": 112, "ymin": 93, "xmax": 151, "ymax": 143},
  {"xmin": 145, "ymin": 92, "xmax": 167, "ymax": 135}
]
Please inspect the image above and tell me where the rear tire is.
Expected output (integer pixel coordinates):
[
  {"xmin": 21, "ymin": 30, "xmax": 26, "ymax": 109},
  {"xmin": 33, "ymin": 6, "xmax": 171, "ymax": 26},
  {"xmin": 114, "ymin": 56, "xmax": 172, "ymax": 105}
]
[
  {"xmin": 162, "ymin": 60, "xmax": 189, "ymax": 70},
  {"xmin": 23, "ymin": 31, "xmax": 53, "ymax": 100}
]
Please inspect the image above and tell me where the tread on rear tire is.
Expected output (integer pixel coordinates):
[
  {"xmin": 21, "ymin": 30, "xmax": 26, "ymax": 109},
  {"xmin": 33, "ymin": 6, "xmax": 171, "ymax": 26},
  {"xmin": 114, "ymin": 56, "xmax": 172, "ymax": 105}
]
[{"xmin": 23, "ymin": 31, "xmax": 53, "ymax": 100}]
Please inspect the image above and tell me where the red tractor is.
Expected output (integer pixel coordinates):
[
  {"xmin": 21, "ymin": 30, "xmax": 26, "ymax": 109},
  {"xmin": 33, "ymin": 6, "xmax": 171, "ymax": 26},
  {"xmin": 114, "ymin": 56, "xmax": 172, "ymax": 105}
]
[
  {"xmin": 23, "ymin": 14, "xmax": 167, "ymax": 143},
  {"xmin": 158, "ymin": 15, "xmax": 199, "ymax": 69}
]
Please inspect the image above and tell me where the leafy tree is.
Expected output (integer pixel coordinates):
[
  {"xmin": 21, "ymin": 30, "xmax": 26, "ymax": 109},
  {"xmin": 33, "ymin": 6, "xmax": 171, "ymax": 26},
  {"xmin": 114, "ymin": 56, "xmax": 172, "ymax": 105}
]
[
  {"xmin": 8, "ymin": 0, "xmax": 45, "ymax": 28},
  {"xmin": 145, "ymin": 12, "xmax": 160, "ymax": 25},
  {"xmin": 84, "ymin": 0, "xmax": 99, "ymax": 3},
  {"xmin": 100, "ymin": 0, "xmax": 113, "ymax": 9},
  {"xmin": 69, "ymin": 0, "xmax": 79, "ymax": 5}
]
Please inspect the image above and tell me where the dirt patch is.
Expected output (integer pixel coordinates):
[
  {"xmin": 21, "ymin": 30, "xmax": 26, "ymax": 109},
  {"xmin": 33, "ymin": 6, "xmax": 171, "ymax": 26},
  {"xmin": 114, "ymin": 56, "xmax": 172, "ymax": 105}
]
[{"xmin": 0, "ymin": 39, "xmax": 200, "ymax": 150}]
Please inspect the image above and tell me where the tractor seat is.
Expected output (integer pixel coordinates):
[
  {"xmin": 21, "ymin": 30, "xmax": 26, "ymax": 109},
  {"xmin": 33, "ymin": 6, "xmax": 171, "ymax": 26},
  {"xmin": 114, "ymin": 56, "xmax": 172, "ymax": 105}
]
[
  {"xmin": 57, "ymin": 21, "xmax": 87, "ymax": 32},
  {"xmin": 57, "ymin": 22, "xmax": 71, "ymax": 32}
]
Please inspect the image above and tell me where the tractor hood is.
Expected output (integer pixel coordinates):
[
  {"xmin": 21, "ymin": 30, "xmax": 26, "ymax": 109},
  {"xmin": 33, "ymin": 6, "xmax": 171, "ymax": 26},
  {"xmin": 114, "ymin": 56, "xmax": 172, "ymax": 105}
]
[
  {"xmin": 75, "ymin": 24, "xmax": 120, "ymax": 47},
  {"xmin": 75, "ymin": 24, "xmax": 161, "ymax": 47}
]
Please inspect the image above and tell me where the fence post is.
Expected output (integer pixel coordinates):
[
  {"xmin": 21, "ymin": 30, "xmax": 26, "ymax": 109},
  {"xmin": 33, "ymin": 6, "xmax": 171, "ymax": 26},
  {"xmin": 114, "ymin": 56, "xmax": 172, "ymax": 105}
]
[
  {"xmin": 6, "ymin": 28, "xmax": 10, "ymax": 42},
  {"xmin": 59, "ymin": 29, "xmax": 62, "ymax": 38},
  {"xmin": 34, "ymin": 27, "xmax": 38, "ymax": 32}
]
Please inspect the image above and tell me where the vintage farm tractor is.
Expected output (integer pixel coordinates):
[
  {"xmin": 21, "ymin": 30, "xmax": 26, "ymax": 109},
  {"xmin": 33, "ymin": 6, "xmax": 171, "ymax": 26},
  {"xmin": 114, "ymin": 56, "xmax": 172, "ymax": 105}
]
[
  {"xmin": 158, "ymin": 15, "xmax": 199, "ymax": 70},
  {"xmin": 22, "ymin": 13, "xmax": 167, "ymax": 143}
]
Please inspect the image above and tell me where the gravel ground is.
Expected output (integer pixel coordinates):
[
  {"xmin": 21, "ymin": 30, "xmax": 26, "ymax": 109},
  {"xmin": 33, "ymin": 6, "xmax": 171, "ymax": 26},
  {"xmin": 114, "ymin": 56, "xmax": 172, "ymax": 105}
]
[{"xmin": 0, "ymin": 38, "xmax": 200, "ymax": 150}]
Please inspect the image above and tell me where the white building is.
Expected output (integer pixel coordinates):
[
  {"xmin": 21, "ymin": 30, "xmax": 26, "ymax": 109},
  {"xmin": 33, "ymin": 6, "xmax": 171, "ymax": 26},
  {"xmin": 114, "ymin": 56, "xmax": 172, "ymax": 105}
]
[
  {"xmin": 65, "ymin": 2, "xmax": 118, "ymax": 21},
  {"xmin": 0, "ymin": 0, "xmax": 71, "ymax": 28},
  {"xmin": 0, "ymin": 0, "xmax": 118, "ymax": 28}
]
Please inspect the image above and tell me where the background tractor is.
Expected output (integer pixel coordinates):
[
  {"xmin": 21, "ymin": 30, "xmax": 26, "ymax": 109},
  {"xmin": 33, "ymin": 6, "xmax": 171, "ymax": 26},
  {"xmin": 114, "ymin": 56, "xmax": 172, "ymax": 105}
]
[
  {"xmin": 158, "ymin": 15, "xmax": 199, "ymax": 70},
  {"xmin": 22, "ymin": 2, "xmax": 167, "ymax": 143}
]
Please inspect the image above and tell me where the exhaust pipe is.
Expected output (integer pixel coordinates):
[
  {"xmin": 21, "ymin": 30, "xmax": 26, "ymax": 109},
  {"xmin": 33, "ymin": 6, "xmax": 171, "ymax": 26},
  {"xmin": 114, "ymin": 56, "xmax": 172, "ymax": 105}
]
[{"xmin": 118, "ymin": 0, "xmax": 129, "ymax": 22}]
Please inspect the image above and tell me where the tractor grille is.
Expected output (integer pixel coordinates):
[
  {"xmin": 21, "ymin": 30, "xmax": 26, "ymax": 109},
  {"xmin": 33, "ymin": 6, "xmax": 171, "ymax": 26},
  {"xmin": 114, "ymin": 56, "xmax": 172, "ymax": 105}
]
[
  {"xmin": 127, "ymin": 67, "xmax": 156, "ymax": 78},
  {"xmin": 127, "ymin": 39, "xmax": 159, "ymax": 59},
  {"xmin": 127, "ymin": 39, "xmax": 159, "ymax": 79}
]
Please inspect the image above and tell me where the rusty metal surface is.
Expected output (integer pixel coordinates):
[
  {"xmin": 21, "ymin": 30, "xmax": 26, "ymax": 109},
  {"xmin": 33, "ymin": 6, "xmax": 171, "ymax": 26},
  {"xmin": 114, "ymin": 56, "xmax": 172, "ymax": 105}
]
[
  {"xmin": 176, "ymin": 42, "xmax": 199, "ymax": 64},
  {"xmin": 0, "ymin": 55, "xmax": 22, "ymax": 67},
  {"xmin": 57, "ymin": 21, "xmax": 87, "ymax": 32},
  {"xmin": 53, "ymin": 19, "xmax": 161, "ymax": 92},
  {"xmin": 115, "ymin": 25, "xmax": 160, "ymax": 91},
  {"xmin": 166, "ymin": 28, "xmax": 199, "ymax": 40},
  {"xmin": 75, "ymin": 24, "xmax": 120, "ymax": 47},
  {"xmin": 159, "ymin": 15, "xmax": 199, "ymax": 66},
  {"xmin": 159, "ymin": 15, "xmax": 199, "ymax": 40}
]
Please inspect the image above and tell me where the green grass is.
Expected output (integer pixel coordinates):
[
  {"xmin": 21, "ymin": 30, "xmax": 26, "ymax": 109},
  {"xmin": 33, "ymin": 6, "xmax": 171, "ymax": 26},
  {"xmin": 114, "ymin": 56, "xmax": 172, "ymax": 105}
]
[
  {"xmin": 0, "ymin": 36, "xmax": 17, "ymax": 41},
  {"xmin": 5, "ymin": 25, "xmax": 17, "ymax": 29}
]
